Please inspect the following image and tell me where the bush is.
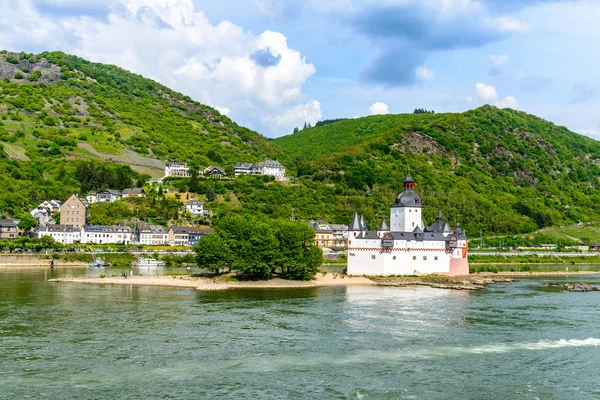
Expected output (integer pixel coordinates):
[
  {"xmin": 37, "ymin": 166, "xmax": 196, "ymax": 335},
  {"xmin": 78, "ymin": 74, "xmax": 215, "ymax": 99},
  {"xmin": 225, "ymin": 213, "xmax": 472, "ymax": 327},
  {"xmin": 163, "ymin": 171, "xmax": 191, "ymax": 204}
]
[
  {"xmin": 5, "ymin": 55, "xmax": 18, "ymax": 64},
  {"xmin": 14, "ymin": 72, "xmax": 23, "ymax": 80}
]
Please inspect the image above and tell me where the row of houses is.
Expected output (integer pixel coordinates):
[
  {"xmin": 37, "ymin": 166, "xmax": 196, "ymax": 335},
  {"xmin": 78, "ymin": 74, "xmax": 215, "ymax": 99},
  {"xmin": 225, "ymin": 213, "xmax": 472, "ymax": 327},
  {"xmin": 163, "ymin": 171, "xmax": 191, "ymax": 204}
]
[
  {"xmin": 136, "ymin": 223, "xmax": 213, "ymax": 246},
  {"xmin": 86, "ymin": 188, "xmax": 147, "ymax": 204},
  {"xmin": 164, "ymin": 159, "xmax": 286, "ymax": 179},
  {"xmin": 164, "ymin": 161, "xmax": 226, "ymax": 178},
  {"xmin": 233, "ymin": 160, "xmax": 286, "ymax": 177},
  {"xmin": 38, "ymin": 223, "xmax": 214, "ymax": 246}
]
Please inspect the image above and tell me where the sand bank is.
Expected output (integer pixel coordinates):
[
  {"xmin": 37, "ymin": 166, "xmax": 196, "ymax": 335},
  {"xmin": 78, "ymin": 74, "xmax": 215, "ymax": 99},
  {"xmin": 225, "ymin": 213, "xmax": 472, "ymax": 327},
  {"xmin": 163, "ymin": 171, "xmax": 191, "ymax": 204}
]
[{"xmin": 48, "ymin": 274, "xmax": 376, "ymax": 291}]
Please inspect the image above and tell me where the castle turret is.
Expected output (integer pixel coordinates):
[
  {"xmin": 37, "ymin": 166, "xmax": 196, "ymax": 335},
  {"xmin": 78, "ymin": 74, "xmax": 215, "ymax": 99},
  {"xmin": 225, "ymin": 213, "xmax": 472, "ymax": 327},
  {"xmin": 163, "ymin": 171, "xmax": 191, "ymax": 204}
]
[
  {"xmin": 349, "ymin": 212, "xmax": 362, "ymax": 238},
  {"xmin": 390, "ymin": 171, "xmax": 424, "ymax": 232},
  {"xmin": 377, "ymin": 219, "xmax": 390, "ymax": 237}
]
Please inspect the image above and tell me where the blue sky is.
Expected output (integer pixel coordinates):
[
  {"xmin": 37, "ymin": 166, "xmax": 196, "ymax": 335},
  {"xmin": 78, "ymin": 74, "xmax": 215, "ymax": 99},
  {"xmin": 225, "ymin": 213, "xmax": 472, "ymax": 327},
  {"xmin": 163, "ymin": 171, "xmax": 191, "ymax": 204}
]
[{"xmin": 0, "ymin": 0, "xmax": 599, "ymax": 139}]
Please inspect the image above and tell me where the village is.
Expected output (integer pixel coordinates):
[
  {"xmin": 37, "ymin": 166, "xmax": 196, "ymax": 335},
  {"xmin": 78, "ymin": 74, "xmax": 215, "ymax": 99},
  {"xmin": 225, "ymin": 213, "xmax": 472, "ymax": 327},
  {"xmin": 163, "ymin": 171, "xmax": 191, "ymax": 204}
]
[{"xmin": 0, "ymin": 158, "xmax": 350, "ymax": 250}]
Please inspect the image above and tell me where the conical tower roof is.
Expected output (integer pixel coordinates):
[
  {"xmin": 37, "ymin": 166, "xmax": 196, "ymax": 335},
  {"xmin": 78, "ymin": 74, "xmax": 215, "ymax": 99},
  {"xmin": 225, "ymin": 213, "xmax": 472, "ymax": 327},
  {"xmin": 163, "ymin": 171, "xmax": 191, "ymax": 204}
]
[
  {"xmin": 360, "ymin": 215, "xmax": 367, "ymax": 230},
  {"xmin": 378, "ymin": 219, "xmax": 389, "ymax": 231},
  {"xmin": 349, "ymin": 212, "xmax": 361, "ymax": 231}
]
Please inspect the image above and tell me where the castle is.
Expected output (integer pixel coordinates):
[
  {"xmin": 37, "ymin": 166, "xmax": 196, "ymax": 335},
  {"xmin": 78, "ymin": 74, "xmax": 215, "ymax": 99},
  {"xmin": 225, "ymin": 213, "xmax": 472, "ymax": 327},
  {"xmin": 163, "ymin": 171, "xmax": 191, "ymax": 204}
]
[{"xmin": 347, "ymin": 172, "xmax": 469, "ymax": 276}]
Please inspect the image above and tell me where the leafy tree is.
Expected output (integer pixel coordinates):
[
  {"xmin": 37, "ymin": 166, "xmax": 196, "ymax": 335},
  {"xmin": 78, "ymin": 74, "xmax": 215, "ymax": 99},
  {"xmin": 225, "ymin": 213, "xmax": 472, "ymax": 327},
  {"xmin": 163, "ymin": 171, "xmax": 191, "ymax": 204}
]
[
  {"xmin": 195, "ymin": 233, "xmax": 233, "ymax": 273},
  {"xmin": 17, "ymin": 214, "xmax": 37, "ymax": 232}
]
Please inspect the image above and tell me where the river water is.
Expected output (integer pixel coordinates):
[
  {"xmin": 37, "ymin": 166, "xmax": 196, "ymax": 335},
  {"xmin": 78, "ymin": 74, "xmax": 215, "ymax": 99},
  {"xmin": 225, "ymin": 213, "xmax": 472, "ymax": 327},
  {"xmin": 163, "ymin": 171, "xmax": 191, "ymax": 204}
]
[{"xmin": 2, "ymin": 267, "xmax": 600, "ymax": 399}]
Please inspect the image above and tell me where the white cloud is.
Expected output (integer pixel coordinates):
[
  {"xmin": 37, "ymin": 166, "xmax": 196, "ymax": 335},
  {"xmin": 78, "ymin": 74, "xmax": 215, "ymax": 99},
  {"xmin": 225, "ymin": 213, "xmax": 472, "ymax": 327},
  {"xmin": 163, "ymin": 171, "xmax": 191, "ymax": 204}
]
[
  {"xmin": 475, "ymin": 82, "xmax": 518, "ymax": 109},
  {"xmin": 266, "ymin": 100, "xmax": 322, "ymax": 132},
  {"xmin": 415, "ymin": 67, "xmax": 436, "ymax": 82},
  {"xmin": 0, "ymin": 0, "xmax": 318, "ymax": 137},
  {"xmin": 498, "ymin": 95, "xmax": 518, "ymax": 109},
  {"xmin": 214, "ymin": 106, "xmax": 231, "ymax": 116},
  {"xmin": 490, "ymin": 54, "xmax": 509, "ymax": 67},
  {"xmin": 465, "ymin": 96, "xmax": 473, "ymax": 103},
  {"xmin": 475, "ymin": 82, "xmax": 498, "ymax": 103},
  {"xmin": 369, "ymin": 102, "xmax": 389, "ymax": 115}
]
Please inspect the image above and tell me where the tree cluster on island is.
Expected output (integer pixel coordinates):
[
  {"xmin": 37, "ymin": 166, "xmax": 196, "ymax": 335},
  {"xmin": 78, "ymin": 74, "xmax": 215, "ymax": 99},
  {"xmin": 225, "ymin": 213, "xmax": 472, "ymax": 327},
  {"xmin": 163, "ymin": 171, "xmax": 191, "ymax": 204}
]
[{"xmin": 195, "ymin": 215, "xmax": 323, "ymax": 280}]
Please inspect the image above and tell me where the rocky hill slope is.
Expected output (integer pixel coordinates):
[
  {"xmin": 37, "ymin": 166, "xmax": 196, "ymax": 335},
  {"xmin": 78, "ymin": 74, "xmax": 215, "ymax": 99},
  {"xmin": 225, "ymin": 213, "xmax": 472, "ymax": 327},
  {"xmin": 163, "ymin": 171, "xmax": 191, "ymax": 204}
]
[{"xmin": 272, "ymin": 106, "xmax": 600, "ymax": 234}]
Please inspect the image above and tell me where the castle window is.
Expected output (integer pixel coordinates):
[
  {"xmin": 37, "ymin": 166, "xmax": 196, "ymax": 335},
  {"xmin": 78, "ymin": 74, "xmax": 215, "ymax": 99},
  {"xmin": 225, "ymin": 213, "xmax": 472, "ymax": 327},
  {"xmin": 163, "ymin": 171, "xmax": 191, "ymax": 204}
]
[
  {"xmin": 393, "ymin": 256, "xmax": 397, "ymax": 260},
  {"xmin": 423, "ymin": 256, "xmax": 427, "ymax": 261},
  {"xmin": 412, "ymin": 222, "xmax": 415, "ymax": 227},
  {"xmin": 434, "ymin": 256, "xmax": 438, "ymax": 260},
  {"xmin": 412, "ymin": 256, "xmax": 416, "ymax": 260},
  {"xmin": 371, "ymin": 255, "xmax": 376, "ymax": 259}
]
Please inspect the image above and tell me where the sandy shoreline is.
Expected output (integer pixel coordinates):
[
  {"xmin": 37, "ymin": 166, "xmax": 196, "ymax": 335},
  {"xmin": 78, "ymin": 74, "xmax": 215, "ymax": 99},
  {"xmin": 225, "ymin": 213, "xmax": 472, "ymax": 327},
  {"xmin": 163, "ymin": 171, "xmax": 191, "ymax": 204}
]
[
  {"xmin": 48, "ymin": 274, "xmax": 376, "ymax": 291},
  {"xmin": 47, "ymin": 270, "xmax": 600, "ymax": 291}
]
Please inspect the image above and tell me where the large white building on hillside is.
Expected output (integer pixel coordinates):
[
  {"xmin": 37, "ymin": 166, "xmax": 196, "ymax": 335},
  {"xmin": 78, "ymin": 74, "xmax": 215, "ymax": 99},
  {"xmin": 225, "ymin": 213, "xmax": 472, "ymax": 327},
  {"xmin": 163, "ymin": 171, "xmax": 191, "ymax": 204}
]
[{"xmin": 347, "ymin": 173, "xmax": 469, "ymax": 276}]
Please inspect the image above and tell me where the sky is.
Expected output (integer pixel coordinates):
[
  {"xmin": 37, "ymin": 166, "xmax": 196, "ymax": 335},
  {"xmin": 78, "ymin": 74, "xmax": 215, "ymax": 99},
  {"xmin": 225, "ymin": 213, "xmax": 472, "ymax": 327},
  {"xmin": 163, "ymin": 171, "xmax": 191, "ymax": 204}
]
[{"xmin": 0, "ymin": 0, "xmax": 599, "ymax": 139}]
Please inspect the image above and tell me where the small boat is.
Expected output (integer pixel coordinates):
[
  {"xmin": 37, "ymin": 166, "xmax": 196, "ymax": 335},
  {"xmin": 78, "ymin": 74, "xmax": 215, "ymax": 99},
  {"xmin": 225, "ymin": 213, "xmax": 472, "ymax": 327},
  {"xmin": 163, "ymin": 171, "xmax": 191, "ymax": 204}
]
[
  {"xmin": 87, "ymin": 258, "xmax": 110, "ymax": 268},
  {"xmin": 133, "ymin": 257, "xmax": 166, "ymax": 267}
]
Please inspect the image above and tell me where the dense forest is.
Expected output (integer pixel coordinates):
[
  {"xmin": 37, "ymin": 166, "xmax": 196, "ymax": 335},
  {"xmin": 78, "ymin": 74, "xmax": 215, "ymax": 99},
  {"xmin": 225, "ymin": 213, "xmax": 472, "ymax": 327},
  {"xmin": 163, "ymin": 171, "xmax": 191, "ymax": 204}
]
[{"xmin": 1, "ymin": 50, "xmax": 600, "ymax": 239}]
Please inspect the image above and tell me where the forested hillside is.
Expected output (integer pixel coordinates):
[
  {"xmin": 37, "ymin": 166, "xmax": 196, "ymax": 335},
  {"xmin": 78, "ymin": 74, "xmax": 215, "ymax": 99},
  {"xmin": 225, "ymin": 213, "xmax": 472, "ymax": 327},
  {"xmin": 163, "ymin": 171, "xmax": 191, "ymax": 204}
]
[
  {"xmin": 2, "ymin": 50, "xmax": 599, "ymax": 237},
  {"xmin": 0, "ymin": 51, "xmax": 276, "ymax": 216},
  {"xmin": 272, "ymin": 106, "xmax": 600, "ymax": 234}
]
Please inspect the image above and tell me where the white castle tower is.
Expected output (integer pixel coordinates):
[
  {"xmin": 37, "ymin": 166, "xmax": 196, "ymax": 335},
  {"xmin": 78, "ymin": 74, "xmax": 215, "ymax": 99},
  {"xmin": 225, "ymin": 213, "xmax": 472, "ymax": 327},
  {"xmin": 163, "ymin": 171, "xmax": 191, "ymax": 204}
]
[{"xmin": 390, "ymin": 172, "xmax": 424, "ymax": 232}]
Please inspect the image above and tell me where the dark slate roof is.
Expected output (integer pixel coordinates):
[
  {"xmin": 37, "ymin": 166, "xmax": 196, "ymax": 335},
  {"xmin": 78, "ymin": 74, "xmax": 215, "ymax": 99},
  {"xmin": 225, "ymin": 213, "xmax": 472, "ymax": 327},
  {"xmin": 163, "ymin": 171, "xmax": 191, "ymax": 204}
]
[
  {"xmin": 83, "ymin": 225, "xmax": 131, "ymax": 233},
  {"xmin": 404, "ymin": 173, "xmax": 414, "ymax": 183},
  {"xmin": 136, "ymin": 223, "xmax": 167, "ymax": 234},
  {"xmin": 360, "ymin": 215, "xmax": 367, "ymax": 231},
  {"xmin": 98, "ymin": 189, "xmax": 122, "ymax": 195},
  {"xmin": 378, "ymin": 219, "xmax": 389, "ymax": 231},
  {"xmin": 170, "ymin": 226, "xmax": 214, "ymax": 234},
  {"xmin": 391, "ymin": 189, "xmax": 422, "ymax": 208},
  {"xmin": 38, "ymin": 224, "xmax": 78, "ymax": 232},
  {"xmin": 0, "ymin": 219, "xmax": 17, "ymax": 228},
  {"xmin": 349, "ymin": 212, "xmax": 361, "ymax": 231},
  {"xmin": 123, "ymin": 188, "xmax": 145, "ymax": 195}
]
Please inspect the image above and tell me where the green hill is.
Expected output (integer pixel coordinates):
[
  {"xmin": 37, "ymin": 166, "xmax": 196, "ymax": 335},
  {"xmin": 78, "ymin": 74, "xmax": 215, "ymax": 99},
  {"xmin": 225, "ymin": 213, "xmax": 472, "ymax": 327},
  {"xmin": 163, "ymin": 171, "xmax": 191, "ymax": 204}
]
[
  {"xmin": 2, "ymin": 50, "xmax": 600, "ymax": 238},
  {"xmin": 0, "ymin": 51, "xmax": 277, "ymax": 216},
  {"xmin": 272, "ymin": 106, "xmax": 600, "ymax": 234}
]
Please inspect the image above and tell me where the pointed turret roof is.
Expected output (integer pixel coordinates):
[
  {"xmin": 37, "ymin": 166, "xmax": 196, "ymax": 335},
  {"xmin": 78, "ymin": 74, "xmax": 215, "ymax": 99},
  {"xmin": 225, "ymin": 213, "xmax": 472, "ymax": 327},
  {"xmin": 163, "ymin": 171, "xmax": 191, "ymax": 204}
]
[
  {"xmin": 378, "ymin": 219, "xmax": 389, "ymax": 231},
  {"xmin": 413, "ymin": 225, "xmax": 423, "ymax": 233},
  {"xmin": 349, "ymin": 212, "xmax": 361, "ymax": 231},
  {"xmin": 443, "ymin": 221, "xmax": 452, "ymax": 233},
  {"xmin": 360, "ymin": 215, "xmax": 367, "ymax": 230}
]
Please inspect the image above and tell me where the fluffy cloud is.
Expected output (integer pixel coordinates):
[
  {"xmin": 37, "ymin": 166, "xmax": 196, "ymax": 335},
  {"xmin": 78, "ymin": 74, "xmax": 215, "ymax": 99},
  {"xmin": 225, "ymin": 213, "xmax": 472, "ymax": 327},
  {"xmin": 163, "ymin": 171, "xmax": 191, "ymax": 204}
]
[
  {"xmin": 369, "ymin": 102, "xmax": 389, "ymax": 115},
  {"xmin": 265, "ymin": 100, "xmax": 322, "ymax": 132},
  {"xmin": 475, "ymin": 82, "xmax": 518, "ymax": 109},
  {"xmin": 0, "ymin": 0, "xmax": 317, "ymax": 137},
  {"xmin": 475, "ymin": 82, "xmax": 499, "ymax": 102}
]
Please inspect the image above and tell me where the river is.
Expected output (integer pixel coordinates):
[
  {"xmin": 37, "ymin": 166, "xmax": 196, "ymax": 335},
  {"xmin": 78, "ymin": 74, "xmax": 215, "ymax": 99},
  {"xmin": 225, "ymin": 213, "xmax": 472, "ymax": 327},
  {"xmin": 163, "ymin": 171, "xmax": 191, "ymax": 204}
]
[{"xmin": 1, "ymin": 267, "xmax": 600, "ymax": 399}]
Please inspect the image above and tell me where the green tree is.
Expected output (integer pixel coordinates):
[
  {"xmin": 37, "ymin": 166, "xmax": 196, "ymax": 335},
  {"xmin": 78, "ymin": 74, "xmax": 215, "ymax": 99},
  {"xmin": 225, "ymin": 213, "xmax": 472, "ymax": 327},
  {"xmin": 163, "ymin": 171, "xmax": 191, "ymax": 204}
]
[
  {"xmin": 17, "ymin": 214, "xmax": 37, "ymax": 232},
  {"xmin": 195, "ymin": 233, "xmax": 233, "ymax": 273}
]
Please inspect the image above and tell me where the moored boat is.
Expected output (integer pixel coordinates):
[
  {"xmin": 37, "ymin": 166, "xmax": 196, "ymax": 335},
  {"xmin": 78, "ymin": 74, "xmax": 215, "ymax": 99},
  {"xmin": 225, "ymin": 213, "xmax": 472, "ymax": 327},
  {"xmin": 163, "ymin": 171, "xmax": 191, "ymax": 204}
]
[
  {"xmin": 132, "ymin": 257, "xmax": 166, "ymax": 267},
  {"xmin": 87, "ymin": 258, "xmax": 110, "ymax": 268}
]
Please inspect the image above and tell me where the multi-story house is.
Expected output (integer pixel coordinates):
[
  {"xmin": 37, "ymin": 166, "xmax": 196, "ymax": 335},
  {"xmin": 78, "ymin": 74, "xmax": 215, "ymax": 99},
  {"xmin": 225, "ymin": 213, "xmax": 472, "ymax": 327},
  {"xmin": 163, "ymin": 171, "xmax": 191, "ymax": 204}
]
[
  {"xmin": 203, "ymin": 166, "xmax": 225, "ymax": 177},
  {"xmin": 234, "ymin": 160, "xmax": 286, "ymax": 177},
  {"xmin": 38, "ymin": 225, "xmax": 81, "ymax": 245},
  {"xmin": 135, "ymin": 223, "xmax": 168, "ymax": 246},
  {"xmin": 309, "ymin": 222, "xmax": 348, "ymax": 249},
  {"xmin": 122, "ymin": 188, "xmax": 147, "ymax": 198},
  {"xmin": 60, "ymin": 194, "xmax": 87, "ymax": 228},
  {"xmin": 30, "ymin": 207, "xmax": 52, "ymax": 226},
  {"xmin": 164, "ymin": 160, "xmax": 191, "ymax": 178},
  {"xmin": 96, "ymin": 189, "xmax": 123, "ymax": 203},
  {"xmin": 185, "ymin": 200, "xmax": 205, "ymax": 216},
  {"xmin": 38, "ymin": 200, "xmax": 62, "ymax": 213},
  {"xmin": 0, "ymin": 219, "xmax": 18, "ymax": 241},
  {"xmin": 81, "ymin": 225, "xmax": 132, "ymax": 245},
  {"xmin": 168, "ymin": 226, "xmax": 213, "ymax": 246}
]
